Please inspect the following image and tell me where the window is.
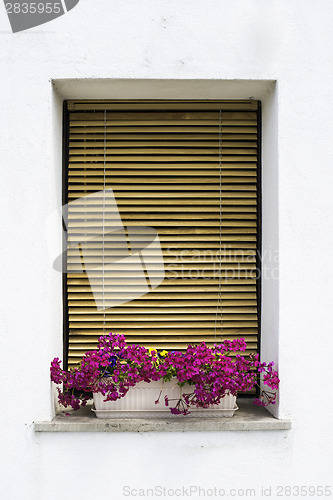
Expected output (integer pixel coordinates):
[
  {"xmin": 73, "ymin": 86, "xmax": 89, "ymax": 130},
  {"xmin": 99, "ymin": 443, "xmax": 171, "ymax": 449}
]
[{"xmin": 63, "ymin": 100, "xmax": 260, "ymax": 369}]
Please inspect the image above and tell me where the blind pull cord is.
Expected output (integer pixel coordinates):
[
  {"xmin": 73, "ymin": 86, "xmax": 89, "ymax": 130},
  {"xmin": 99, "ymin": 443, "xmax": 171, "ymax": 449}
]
[
  {"xmin": 102, "ymin": 110, "xmax": 107, "ymax": 333},
  {"xmin": 214, "ymin": 110, "xmax": 223, "ymax": 342}
]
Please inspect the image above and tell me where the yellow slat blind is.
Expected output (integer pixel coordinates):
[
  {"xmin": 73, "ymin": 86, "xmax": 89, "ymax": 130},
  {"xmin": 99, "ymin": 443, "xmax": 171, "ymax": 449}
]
[{"xmin": 65, "ymin": 100, "xmax": 260, "ymax": 367}]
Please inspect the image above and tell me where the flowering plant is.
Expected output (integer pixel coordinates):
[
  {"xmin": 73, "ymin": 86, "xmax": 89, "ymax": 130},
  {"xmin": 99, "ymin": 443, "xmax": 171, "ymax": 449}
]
[
  {"xmin": 50, "ymin": 333, "xmax": 279, "ymax": 415},
  {"xmin": 159, "ymin": 340, "xmax": 279, "ymax": 414}
]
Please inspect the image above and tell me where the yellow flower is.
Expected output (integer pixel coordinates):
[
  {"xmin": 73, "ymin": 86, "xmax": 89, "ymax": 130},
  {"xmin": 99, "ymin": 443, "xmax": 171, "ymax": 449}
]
[
  {"xmin": 160, "ymin": 350, "xmax": 168, "ymax": 357},
  {"xmin": 148, "ymin": 348, "xmax": 157, "ymax": 357}
]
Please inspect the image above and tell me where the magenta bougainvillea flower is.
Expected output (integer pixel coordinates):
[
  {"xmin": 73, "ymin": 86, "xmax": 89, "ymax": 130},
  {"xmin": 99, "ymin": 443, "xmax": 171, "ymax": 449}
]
[{"xmin": 50, "ymin": 333, "xmax": 279, "ymax": 414}]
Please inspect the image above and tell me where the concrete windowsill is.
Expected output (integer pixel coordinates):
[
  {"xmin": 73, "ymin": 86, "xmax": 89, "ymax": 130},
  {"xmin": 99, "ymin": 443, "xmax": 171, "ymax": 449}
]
[{"xmin": 34, "ymin": 399, "xmax": 291, "ymax": 432}]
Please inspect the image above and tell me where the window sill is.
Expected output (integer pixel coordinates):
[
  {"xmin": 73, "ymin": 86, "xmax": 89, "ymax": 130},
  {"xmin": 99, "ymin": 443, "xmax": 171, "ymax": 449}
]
[{"xmin": 34, "ymin": 399, "xmax": 291, "ymax": 432}]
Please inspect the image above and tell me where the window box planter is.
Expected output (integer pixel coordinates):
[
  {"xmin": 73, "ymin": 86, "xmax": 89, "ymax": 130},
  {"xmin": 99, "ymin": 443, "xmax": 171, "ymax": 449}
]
[
  {"xmin": 51, "ymin": 333, "xmax": 279, "ymax": 417},
  {"xmin": 92, "ymin": 379, "xmax": 238, "ymax": 418}
]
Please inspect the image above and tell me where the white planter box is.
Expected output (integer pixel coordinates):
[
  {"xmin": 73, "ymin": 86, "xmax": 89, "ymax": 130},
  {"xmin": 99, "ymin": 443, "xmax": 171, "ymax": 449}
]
[{"xmin": 92, "ymin": 380, "xmax": 238, "ymax": 418}]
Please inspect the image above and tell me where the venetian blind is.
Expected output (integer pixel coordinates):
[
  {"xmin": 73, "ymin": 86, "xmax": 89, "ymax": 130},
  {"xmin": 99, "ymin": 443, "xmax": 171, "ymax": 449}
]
[{"xmin": 65, "ymin": 100, "xmax": 260, "ymax": 367}]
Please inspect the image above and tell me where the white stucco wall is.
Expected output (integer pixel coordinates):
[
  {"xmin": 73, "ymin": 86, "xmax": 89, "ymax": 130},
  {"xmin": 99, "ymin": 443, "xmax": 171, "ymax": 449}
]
[{"xmin": 1, "ymin": 1, "xmax": 333, "ymax": 499}]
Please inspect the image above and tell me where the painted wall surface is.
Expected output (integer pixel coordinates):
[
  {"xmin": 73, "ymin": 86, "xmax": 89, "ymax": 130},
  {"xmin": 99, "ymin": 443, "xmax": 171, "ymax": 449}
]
[{"xmin": 0, "ymin": 1, "xmax": 333, "ymax": 499}]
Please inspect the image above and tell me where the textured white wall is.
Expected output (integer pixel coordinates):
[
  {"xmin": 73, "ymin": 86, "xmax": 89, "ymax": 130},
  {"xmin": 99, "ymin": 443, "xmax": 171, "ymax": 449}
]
[{"xmin": 1, "ymin": 1, "xmax": 333, "ymax": 499}]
